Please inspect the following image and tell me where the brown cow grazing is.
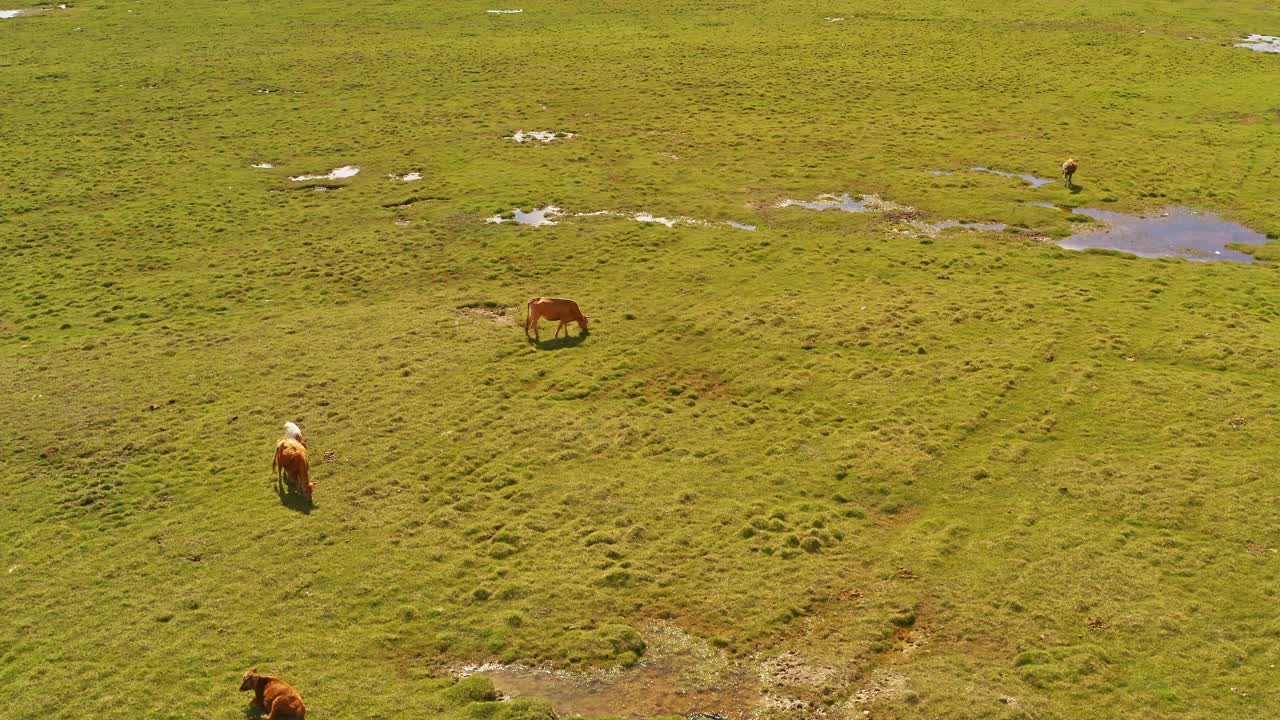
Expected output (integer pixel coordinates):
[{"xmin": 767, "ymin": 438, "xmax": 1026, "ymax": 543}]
[
  {"xmin": 240, "ymin": 669, "xmax": 306, "ymax": 720},
  {"xmin": 1062, "ymin": 158, "xmax": 1078, "ymax": 186},
  {"xmin": 524, "ymin": 297, "xmax": 589, "ymax": 341},
  {"xmin": 272, "ymin": 438, "xmax": 312, "ymax": 499}
]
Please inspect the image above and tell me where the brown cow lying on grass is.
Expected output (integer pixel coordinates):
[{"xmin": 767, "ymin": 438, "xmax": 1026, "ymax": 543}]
[
  {"xmin": 524, "ymin": 296, "xmax": 589, "ymax": 341},
  {"xmin": 240, "ymin": 669, "xmax": 306, "ymax": 720},
  {"xmin": 272, "ymin": 438, "xmax": 312, "ymax": 499}
]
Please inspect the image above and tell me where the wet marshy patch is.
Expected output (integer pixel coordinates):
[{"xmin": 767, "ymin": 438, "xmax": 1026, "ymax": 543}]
[
  {"xmin": 288, "ymin": 165, "xmax": 359, "ymax": 182},
  {"xmin": 381, "ymin": 194, "xmax": 446, "ymax": 209},
  {"xmin": 1235, "ymin": 35, "xmax": 1280, "ymax": 53},
  {"xmin": 389, "ymin": 171, "xmax": 422, "ymax": 181},
  {"xmin": 486, "ymin": 206, "xmax": 562, "ymax": 226},
  {"xmin": 971, "ymin": 166, "xmax": 1055, "ymax": 188},
  {"xmin": 910, "ymin": 220, "xmax": 1010, "ymax": 236},
  {"xmin": 506, "ymin": 130, "xmax": 575, "ymax": 143},
  {"xmin": 486, "ymin": 8, "xmax": 523, "ymax": 13},
  {"xmin": 486, "ymin": 206, "xmax": 757, "ymax": 230},
  {"xmin": 1059, "ymin": 207, "xmax": 1270, "ymax": 262},
  {"xmin": 277, "ymin": 183, "xmax": 345, "ymax": 193},
  {"xmin": 1, "ymin": 5, "xmax": 63, "ymax": 18},
  {"xmin": 250, "ymin": 162, "xmax": 275, "ymax": 169},
  {"xmin": 458, "ymin": 625, "xmax": 763, "ymax": 720},
  {"xmin": 634, "ymin": 213, "xmax": 680, "ymax": 227}
]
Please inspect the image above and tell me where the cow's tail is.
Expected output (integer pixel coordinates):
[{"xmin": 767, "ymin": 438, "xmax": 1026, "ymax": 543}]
[{"xmin": 273, "ymin": 438, "xmax": 286, "ymax": 476}]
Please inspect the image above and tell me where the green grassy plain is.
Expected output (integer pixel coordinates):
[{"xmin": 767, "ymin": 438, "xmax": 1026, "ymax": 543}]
[{"xmin": 3, "ymin": 0, "xmax": 1280, "ymax": 718}]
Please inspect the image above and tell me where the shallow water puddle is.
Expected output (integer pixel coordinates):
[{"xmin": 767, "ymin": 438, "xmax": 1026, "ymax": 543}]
[
  {"xmin": 726, "ymin": 221, "xmax": 758, "ymax": 231},
  {"xmin": 507, "ymin": 130, "xmax": 574, "ymax": 143},
  {"xmin": 389, "ymin": 172, "xmax": 422, "ymax": 182},
  {"xmin": 487, "ymin": 8, "xmax": 522, "ymax": 13},
  {"xmin": 971, "ymin": 166, "xmax": 1055, "ymax": 188},
  {"xmin": 1059, "ymin": 207, "xmax": 1268, "ymax": 262},
  {"xmin": 288, "ymin": 165, "xmax": 359, "ymax": 182},
  {"xmin": 251, "ymin": 163, "xmax": 275, "ymax": 169},
  {"xmin": 1235, "ymin": 34, "xmax": 1280, "ymax": 53},
  {"xmin": 487, "ymin": 206, "xmax": 562, "ymax": 226},
  {"xmin": 779, "ymin": 193, "xmax": 867, "ymax": 212},
  {"xmin": 928, "ymin": 170, "xmax": 956, "ymax": 176}
]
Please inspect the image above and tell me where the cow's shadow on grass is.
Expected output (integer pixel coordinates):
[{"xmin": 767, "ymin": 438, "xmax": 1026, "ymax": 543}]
[
  {"xmin": 275, "ymin": 478, "xmax": 313, "ymax": 514},
  {"xmin": 528, "ymin": 332, "xmax": 588, "ymax": 350},
  {"xmin": 1068, "ymin": 181, "xmax": 1084, "ymax": 194}
]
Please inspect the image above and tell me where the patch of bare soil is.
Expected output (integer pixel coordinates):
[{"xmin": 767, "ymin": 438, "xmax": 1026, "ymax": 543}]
[
  {"xmin": 756, "ymin": 652, "xmax": 846, "ymax": 719},
  {"xmin": 861, "ymin": 194, "xmax": 920, "ymax": 221},
  {"xmin": 458, "ymin": 623, "xmax": 761, "ymax": 719},
  {"xmin": 846, "ymin": 670, "xmax": 913, "ymax": 707},
  {"xmin": 458, "ymin": 302, "xmax": 521, "ymax": 324}
]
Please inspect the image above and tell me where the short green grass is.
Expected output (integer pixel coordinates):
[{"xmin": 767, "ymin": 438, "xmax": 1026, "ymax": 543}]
[{"xmin": 3, "ymin": 1, "xmax": 1280, "ymax": 718}]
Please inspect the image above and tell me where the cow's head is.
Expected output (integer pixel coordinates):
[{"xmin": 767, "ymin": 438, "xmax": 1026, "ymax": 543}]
[
  {"xmin": 578, "ymin": 315, "xmax": 589, "ymax": 333},
  {"xmin": 239, "ymin": 670, "xmax": 260, "ymax": 691}
]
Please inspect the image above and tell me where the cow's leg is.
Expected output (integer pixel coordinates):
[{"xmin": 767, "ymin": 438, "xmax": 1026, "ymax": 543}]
[{"xmin": 555, "ymin": 320, "xmax": 567, "ymax": 338}]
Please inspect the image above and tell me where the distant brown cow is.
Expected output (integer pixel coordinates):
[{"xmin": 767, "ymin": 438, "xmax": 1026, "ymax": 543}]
[
  {"xmin": 524, "ymin": 297, "xmax": 589, "ymax": 341},
  {"xmin": 240, "ymin": 669, "xmax": 306, "ymax": 720},
  {"xmin": 272, "ymin": 438, "xmax": 312, "ymax": 499},
  {"xmin": 1062, "ymin": 158, "xmax": 1078, "ymax": 186}
]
